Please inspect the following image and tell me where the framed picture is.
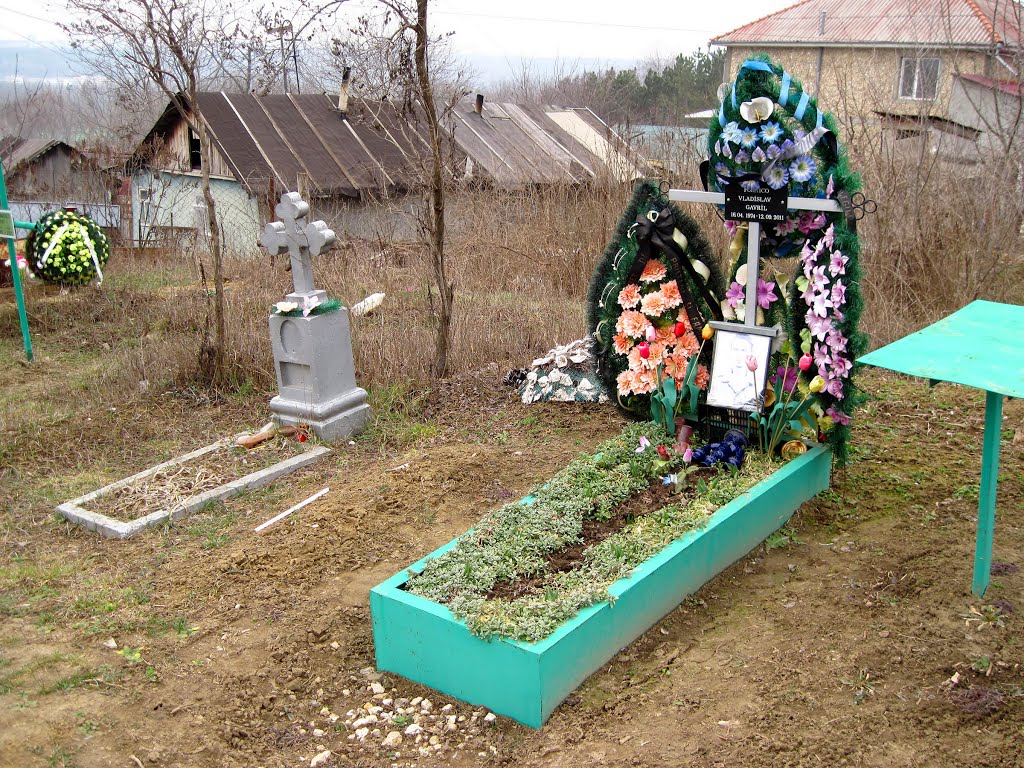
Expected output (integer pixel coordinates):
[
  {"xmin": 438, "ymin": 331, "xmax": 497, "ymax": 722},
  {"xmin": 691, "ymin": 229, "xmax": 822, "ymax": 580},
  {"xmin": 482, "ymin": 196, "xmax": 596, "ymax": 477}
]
[{"xmin": 706, "ymin": 325, "xmax": 774, "ymax": 412}]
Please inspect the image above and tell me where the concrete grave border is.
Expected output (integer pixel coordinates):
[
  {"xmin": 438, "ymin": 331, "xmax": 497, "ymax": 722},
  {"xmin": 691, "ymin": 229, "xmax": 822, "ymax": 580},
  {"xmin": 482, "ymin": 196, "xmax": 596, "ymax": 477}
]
[{"xmin": 57, "ymin": 440, "xmax": 331, "ymax": 539}]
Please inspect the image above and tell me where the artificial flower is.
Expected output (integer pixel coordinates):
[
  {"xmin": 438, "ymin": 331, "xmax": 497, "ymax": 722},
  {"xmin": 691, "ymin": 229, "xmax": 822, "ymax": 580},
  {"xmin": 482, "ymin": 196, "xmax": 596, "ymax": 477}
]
[
  {"xmin": 739, "ymin": 127, "xmax": 759, "ymax": 147},
  {"xmin": 806, "ymin": 311, "xmax": 834, "ymax": 341},
  {"xmin": 638, "ymin": 342, "xmax": 651, "ymax": 360},
  {"xmin": 274, "ymin": 301, "xmax": 299, "ymax": 314},
  {"xmin": 635, "ymin": 436, "xmax": 651, "ymax": 453},
  {"xmin": 695, "ymin": 365, "xmax": 710, "ymax": 390},
  {"xmin": 774, "ymin": 217, "xmax": 798, "ymax": 236},
  {"xmin": 612, "ymin": 331, "xmax": 632, "ymax": 355},
  {"xmin": 722, "ymin": 121, "xmax": 741, "ymax": 144},
  {"xmin": 674, "ymin": 321, "xmax": 686, "ymax": 338},
  {"xmin": 808, "ymin": 375, "xmax": 825, "ymax": 393},
  {"xmin": 825, "ymin": 174, "xmax": 835, "ymax": 197},
  {"xmin": 789, "ymin": 154, "xmax": 817, "ymax": 183},
  {"xmin": 759, "ymin": 121, "xmax": 783, "ymax": 143},
  {"xmin": 798, "ymin": 211, "xmax": 827, "ymax": 234},
  {"xmin": 739, "ymin": 97, "xmax": 774, "ymax": 123},
  {"xmin": 660, "ymin": 280, "xmax": 682, "ymax": 308},
  {"xmin": 683, "ymin": 447, "xmax": 694, "ymax": 463},
  {"xmin": 829, "ymin": 250, "xmax": 848, "ymax": 276},
  {"xmin": 826, "ymin": 406, "xmax": 851, "ymax": 426},
  {"xmin": 662, "ymin": 474, "xmax": 678, "ymax": 486},
  {"xmin": 725, "ymin": 281, "xmax": 745, "ymax": 308},
  {"xmin": 745, "ymin": 355, "xmax": 759, "ymax": 372},
  {"xmin": 617, "ymin": 283, "xmax": 642, "ymax": 309},
  {"xmin": 756, "ymin": 279, "xmax": 778, "ymax": 309},
  {"xmin": 830, "ymin": 280, "xmax": 847, "ymax": 307},
  {"xmin": 701, "ymin": 324, "xmax": 714, "ymax": 340},
  {"xmin": 645, "ymin": 324, "xmax": 657, "ymax": 343},
  {"xmin": 735, "ymin": 150, "xmax": 751, "ymax": 164},
  {"xmin": 639, "ymin": 259, "xmax": 667, "ymax": 283},
  {"xmin": 301, "ymin": 295, "xmax": 322, "ymax": 317},
  {"xmin": 764, "ymin": 165, "xmax": 789, "ymax": 190},
  {"xmin": 617, "ymin": 310, "xmax": 650, "ymax": 339},
  {"xmin": 751, "ymin": 146, "xmax": 767, "ymax": 163},
  {"xmin": 798, "ymin": 353, "xmax": 813, "ymax": 371},
  {"xmin": 773, "ymin": 365, "xmax": 798, "ymax": 393},
  {"xmin": 640, "ymin": 291, "xmax": 670, "ymax": 318}
]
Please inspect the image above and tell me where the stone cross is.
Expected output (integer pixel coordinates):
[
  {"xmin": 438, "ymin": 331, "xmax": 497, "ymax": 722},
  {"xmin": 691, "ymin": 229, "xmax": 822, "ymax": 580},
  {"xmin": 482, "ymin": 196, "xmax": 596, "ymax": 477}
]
[{"xmin": 260, "ymin": 192, "xmax": 335, "ymax": 302}]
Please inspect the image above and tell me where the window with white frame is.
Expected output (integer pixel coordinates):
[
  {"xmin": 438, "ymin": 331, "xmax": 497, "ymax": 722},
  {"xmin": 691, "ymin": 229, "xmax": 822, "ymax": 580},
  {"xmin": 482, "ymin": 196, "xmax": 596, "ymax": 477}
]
[{"xmin": 898, "ymin": 56, "xmax": 940, "ymax": 100}]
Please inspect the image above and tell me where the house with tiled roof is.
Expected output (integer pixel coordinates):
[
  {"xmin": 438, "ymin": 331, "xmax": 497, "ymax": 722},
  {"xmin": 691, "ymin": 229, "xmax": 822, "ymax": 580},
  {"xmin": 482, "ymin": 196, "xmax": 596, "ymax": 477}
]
[{"xmin": 710, "ymin": 0, "xmax": 1022, "ymax": 144}]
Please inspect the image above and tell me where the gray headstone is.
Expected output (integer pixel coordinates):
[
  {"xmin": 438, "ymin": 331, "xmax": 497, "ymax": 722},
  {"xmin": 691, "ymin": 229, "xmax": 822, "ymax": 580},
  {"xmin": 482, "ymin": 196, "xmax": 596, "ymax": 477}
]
[{"xmin": 260, "ymin": 193, "xmax": 370, "ymax": 441}]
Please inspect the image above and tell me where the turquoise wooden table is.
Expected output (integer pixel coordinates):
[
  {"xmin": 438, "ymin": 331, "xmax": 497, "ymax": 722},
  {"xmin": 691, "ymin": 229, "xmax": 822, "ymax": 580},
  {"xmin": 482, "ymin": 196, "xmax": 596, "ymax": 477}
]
[{"xmin": 859, "ymin": 300, "xmax": 1023, "ymax": 596}]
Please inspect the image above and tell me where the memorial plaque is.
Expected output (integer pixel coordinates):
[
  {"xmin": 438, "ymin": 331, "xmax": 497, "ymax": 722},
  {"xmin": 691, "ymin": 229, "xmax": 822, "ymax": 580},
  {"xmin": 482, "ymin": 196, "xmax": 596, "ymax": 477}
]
[{"xmin": 723, "ymin": 185, "xmax": 788, "ymax": 223}]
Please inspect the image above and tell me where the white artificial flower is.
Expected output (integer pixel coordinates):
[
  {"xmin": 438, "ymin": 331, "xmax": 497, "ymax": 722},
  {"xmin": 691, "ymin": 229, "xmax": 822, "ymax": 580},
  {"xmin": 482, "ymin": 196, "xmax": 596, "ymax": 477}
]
[
  {"xmin": 739, "ymin": 97, "xmax": 774, "ymax": 123},
  {"xmin": 274, "ymin": 301, "xmax": 299, "ymax": 314}
]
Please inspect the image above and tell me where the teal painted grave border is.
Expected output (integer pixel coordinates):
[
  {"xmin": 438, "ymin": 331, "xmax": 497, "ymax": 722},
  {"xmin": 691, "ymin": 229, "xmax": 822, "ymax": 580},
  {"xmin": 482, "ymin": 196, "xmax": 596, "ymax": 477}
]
[{"xmin": 371, "ymin": 443, "xmax": 832, "ymax": 727}]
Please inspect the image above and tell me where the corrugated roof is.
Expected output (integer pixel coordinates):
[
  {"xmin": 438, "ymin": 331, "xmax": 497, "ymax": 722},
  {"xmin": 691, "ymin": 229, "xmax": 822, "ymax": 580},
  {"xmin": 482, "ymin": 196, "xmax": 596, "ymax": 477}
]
[
  {"xmin": 712, "ymin": 0, "xmax": 1022, "ymax": 48},
  {"xmin": 0, "ymin": 136, "xmax": 70, "ymax": 175},
  {"xmin": 450, "ymin": 100, "xmax": 647, "ymax": 188},
  {"xmin": 138, "ymin": 93, "xmax": 646, "ymax": 197}
]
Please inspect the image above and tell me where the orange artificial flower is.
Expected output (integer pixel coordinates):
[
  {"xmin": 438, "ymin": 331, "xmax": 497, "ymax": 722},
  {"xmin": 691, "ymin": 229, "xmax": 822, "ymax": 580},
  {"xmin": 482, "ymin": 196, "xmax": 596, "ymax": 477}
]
[
  {"xmin": 617, "ymin": 283, "xmax": 642, "ymax": 309},
  {"xmin": 639, "ymin": 259, "xmax": 667, "ymax": 283},
  {"xmin": 640, "ymin": 291, "xmax": 670, "ymax": 318},
  {"xmin": 612, "ymin": 331, "xmax": 633, "ymax": 355},
  {"xmin": 617, "ymin": 310, "xmax": 651, "ymax": 339},
  {"xmin": 660, "ymin": 280, "xmax": 682, "ymax": 308}
]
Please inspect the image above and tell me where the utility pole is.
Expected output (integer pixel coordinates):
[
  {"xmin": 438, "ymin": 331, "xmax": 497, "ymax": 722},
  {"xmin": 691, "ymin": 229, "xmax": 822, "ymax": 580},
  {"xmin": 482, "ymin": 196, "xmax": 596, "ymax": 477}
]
[{"xmin": 268, "ymin": 22, "xmax": 293, "ymax": 93}]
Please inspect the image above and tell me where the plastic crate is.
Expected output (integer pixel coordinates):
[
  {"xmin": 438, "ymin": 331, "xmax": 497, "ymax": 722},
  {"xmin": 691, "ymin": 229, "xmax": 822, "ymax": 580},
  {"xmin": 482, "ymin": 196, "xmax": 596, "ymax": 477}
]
[{"xmin": 699, "ymin": 403, "xmax": 757, "ymax": 444}]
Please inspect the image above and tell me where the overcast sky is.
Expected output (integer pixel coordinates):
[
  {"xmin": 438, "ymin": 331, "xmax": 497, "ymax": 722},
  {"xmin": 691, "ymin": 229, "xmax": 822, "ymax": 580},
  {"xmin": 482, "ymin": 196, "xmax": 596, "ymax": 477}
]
[{"xmin": 0, "ymin": 0, "xmax": 797, "ymax": 73}]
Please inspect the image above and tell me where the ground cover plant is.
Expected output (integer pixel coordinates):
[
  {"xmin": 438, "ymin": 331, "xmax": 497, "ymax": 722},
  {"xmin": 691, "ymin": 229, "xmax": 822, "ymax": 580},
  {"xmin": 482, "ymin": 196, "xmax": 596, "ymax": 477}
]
[{"xmin": 404, "ymin": 422, "xmax": 779, "ymax": 642}]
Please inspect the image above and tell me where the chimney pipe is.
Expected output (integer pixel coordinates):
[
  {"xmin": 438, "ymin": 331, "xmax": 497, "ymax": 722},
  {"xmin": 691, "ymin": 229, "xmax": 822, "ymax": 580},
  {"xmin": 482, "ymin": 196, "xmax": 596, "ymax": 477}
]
[
  {"xmin": 474, "ymin": 93, "xmax": 484, "ymax": 114},
  {"xmin": 818, "ymin": 10, "xmax": 827, "ymax": 35},
  {"xmin": 339, "ymin": 67, "xmax": 351, "ymax": 112}
]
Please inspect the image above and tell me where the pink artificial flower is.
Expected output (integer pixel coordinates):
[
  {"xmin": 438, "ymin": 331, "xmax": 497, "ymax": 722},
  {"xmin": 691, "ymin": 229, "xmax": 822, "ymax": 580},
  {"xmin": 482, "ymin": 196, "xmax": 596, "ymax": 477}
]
[
  {"xmin": 774, "ymin": 217, "xmax": 799, "ymax": 237},
  {"xmin": 829, "ymin": 250, "xmax": 848, "ymax": 277},
  {"xmin": 806, "ymin": 311, "xmax": 834, "ymax": 341},
  {"xmin": 826, "ymin": 406, "xmax": 851, "ymax": 426},
  {"xmin": 745, "ymin": 355, "xmax": 759, "ymax": 372},
  {"xmin": 725, "ymin": 281, "xmax": 745, "ymax": 308},
  {"xmin": 756, "ymin": 279, "xmax": 778, "ymax": 309},
  {"xmin": 826, "ymin": 174, "xmax": 835, "ymax": 198},
  {"xmin": 798, "ymin": 353, "xmax": 813, "ymax": 371},
  {"xmin": 822, "ymin": 224, "xmax": 835, "ymax": 250},
  {"xmin": 831, "ymin": 354, "xmax": 853, "ymax": 378},
  {"xmin": 725, "ymin": 220, "xmax": 738, "ymax": 237},
  {"xmin": 824, "ymin": 375, "xmax": 844, "ymax": 398},
  {"xmin": 810, "ymin": 289, "xmax": 834, "ymax": 318},
  {"xmin": 830, "ymin": 279, "xmax": 847, "ymax": 307},
  {"xmin": 798, "ymin": 211, "xmax": 827, "ymax": 234},
  {"xmin": 813, "ymin": 342, "xmax": 832, "ymax": 371},
  {"xmin": 645, "ymin": 324, "xmax": 657, "ymax": 343},
  {"xmin": 635, "ymin": 436, "xmax": 651, "ymax": 453},
  {"xmin": 683, "ymin": 446, "xmax": 694, "ymax": 463}
]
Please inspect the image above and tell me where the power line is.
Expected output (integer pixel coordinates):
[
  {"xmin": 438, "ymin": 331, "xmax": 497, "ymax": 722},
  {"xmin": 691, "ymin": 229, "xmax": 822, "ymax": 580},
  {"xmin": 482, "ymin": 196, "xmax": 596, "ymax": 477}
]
[{"xmin": 431, "ymin": 9, "xmax": 719, "ymax": 34}]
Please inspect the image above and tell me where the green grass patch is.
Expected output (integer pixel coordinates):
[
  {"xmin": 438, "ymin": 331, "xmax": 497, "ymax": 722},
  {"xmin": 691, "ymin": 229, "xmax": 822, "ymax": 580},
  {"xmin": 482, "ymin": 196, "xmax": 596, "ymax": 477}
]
[{"xmin": 358, "ymin": 383, "xmax": 438, "ymax": 449}]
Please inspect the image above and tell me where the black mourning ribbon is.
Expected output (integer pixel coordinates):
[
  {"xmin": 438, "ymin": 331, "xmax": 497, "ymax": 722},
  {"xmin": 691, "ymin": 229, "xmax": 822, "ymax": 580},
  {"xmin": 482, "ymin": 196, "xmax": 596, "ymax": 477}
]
[{"xmin": 628, "ymin": 207, "xmax": 724, "ymax": 332}]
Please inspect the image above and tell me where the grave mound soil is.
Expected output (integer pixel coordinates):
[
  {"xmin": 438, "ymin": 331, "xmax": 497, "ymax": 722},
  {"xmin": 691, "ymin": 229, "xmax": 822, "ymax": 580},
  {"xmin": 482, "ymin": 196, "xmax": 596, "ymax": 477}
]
[{"xmin": 486, "ymin": 466, "xmax": 719, "ymax": 601}]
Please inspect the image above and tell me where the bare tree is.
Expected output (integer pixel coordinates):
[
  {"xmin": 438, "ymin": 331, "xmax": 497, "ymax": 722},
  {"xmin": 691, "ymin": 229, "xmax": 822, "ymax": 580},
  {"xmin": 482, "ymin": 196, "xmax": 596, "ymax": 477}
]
[
  {"xmin": 340, "ymin": 0, "xmax": 466, "ymax": 378},
  {"xmin": 62, "ymin": 0, "xmax": 245, "ymax": 384}
]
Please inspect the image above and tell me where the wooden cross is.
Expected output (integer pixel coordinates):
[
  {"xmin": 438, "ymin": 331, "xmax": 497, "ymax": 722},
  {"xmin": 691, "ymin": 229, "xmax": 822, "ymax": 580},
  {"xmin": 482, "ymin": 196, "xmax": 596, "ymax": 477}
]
[{"xmin": 260, "ymin": 192, "xmax": 335, "ymax": 300}]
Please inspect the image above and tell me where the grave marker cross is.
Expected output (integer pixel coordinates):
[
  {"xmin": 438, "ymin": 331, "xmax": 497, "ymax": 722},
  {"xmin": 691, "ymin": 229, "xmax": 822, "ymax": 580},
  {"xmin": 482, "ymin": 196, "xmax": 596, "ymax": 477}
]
[{"xmin": 259, "ymin": 191, "xmax": 335, "ymax": 301}]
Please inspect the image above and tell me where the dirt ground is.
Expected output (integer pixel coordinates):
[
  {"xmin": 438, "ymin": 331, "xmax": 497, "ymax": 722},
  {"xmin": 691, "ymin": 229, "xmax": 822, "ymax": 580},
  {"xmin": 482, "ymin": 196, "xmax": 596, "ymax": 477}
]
[{"xmin": 1, "ymin": 364, "xmax": 1022, "ymax": 768}]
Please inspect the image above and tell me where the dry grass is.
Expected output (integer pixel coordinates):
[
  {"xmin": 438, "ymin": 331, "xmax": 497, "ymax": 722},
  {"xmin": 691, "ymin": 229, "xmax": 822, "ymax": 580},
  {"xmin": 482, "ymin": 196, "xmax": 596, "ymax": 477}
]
[{"xmin": 2, "ymin": 157, "xmax": 1022, "ymax": 414}]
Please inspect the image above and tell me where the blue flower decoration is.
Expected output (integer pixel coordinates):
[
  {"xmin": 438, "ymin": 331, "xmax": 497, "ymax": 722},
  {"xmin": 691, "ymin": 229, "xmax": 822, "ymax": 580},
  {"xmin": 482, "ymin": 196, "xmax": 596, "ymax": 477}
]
[
  {"xmin": 739, "ymin": 127, "xmax": 759, "ymax": 147},
  {"xmin": 764, "ymin": 164, "xmax": 789, "ymax": 190},
  {"xmin": 790, "ymin": 155, "xmax": 817, "ymax": 183},
  {"xmin": 758, "ymin": 121, "xmax": 783, "ymax": 143},
  {"xmin": 722, "ymin": 121, "xmax": 741, "ymax": 144}
]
